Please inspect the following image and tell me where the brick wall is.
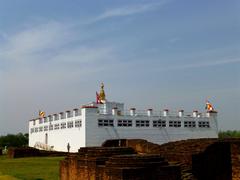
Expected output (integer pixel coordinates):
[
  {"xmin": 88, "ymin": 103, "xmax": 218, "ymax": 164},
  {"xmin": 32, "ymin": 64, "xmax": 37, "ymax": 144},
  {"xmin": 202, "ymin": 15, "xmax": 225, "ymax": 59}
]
[
  {"xmin": 8, "ymin": 147, "xmax": 40, "ymax": 158},
  {"xmin": 103, "ymin": 138, "xmax": 240, "ymax": 180},
  {"xmin": 7, "ymin": 147, "xmax": 69, "ymax": 158},
  {"xmin": 192, "ymin": 142, "xmax": 232, "ymax": 180},
  {"xmin": 229, "ymin": 140, "xmax": 240, "ymax": 180},
  {"xmin": 59, "ymin": 138, "xmax": 240, "ymax": 180},
  {"xmin": 60, "ymin": 147, "xmax": 181, "ymax": 180}
]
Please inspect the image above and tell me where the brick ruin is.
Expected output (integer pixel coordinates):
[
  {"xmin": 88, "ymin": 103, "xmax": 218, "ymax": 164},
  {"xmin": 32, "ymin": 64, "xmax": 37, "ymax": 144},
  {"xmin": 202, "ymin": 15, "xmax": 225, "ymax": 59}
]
[
  {"xmin": 7, "ymin": 147, "xmax": 69, "ymax": 158},
  {"xmin": 60, "ymin": 138, "xmax": 240, "ymax": 180},
  {"xmin": 60, "ymin": 147, "xmax": 181, "ymax": 180}
]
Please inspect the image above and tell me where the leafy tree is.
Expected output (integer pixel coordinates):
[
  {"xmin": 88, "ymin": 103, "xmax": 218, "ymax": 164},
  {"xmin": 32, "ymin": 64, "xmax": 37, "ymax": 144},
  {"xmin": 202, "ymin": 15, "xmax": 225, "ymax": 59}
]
[
  {"xmin": 218, "ymin": 130, "xmax": 240, "ymax": 138},
  {"xmin": 0, "ymin": 133, "xmax": 28, "ymax": 148}
]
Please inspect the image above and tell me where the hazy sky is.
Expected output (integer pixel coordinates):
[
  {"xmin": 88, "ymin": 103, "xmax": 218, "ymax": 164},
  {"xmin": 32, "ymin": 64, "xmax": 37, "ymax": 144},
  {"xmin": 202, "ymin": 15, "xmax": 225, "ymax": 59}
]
[{"xmin": 0, "ymin": 0, "xmax": 239, "ymax": 134}]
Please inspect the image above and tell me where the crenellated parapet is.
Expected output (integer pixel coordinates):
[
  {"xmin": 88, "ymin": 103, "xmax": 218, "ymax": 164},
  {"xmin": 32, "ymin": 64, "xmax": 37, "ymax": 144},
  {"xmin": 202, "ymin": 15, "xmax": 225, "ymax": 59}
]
[{"xmin": 28, "ymin": 84, "xmax": 218, "ymax": 152}]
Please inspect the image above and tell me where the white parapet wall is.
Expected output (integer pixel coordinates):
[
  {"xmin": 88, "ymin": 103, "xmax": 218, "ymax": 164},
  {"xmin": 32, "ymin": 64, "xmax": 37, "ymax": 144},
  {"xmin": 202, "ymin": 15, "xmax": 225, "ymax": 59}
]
[{"xmin": 29, "ymin": 101, "xmax": 218, "ymax": 152}]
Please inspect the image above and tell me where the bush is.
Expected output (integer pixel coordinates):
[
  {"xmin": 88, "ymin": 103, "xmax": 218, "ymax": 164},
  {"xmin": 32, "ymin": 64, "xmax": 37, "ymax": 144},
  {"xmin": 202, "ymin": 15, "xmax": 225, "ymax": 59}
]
[
  {"xmin": 0, "ymin": 133, "xmax": 28, "ymax": 148},
  {"xmin": 218, "ymin": 130, "xmax": 240, "ymax": 138}
]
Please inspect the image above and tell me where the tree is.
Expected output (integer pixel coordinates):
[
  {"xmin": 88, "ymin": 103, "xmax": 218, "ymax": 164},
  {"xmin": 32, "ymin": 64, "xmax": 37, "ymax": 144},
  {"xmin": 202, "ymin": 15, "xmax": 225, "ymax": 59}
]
[
  {"xmin": 0, "ymin": 133, "xmax": 29, "ymax": 148},
  {"xmin": 218, "ymin": 130, "xmax": 240, "ymax": 138}
]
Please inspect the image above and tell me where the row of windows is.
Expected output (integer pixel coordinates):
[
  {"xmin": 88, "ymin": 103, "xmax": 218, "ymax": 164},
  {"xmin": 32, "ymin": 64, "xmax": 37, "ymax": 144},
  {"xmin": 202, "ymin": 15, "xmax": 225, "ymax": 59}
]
[
  {"xmin": 31, "ymin": 119, "xmax": 210, "ymax": 133},
  {"xmin": 118, "ymin": 120, "xmax": 132, "ymax": 127},
  {"xmin": 169, "ymin": 121, "xmax": 181, "ymax": 127},
  {"xmin": 199, "ymin": 121, "xmax": 210, "ymax": 128},
  {"xmin": 184, "ymin": 121, "xmax": 196, "ymax": 128},
  {"xmin": 98, "ymin": 119, "xmax": 114, "ymax": 127},
  {"xmin": 136, "ymin": 120, "xmax": 149, "ymax": 127},
  {"xmin": 31, "ymin": 120, "xmax": 82, "ymax": 133},
  {"xmin": 153, "ymin": 120, "xmax": 166, "ymax": 127},
  {"xmin": 35, "ymin": 112, "xmax": 81, "ymax": 125},
  {"xmin": 98, "ymin": 119, "xmax": 210, "ymax": 128}
]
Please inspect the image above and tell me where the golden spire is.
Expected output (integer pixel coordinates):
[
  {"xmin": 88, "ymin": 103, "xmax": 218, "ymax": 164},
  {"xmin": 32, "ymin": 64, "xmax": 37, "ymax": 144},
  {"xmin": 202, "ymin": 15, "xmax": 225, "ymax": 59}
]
[{"xmin": 99, "ymin": 83, "xmax": 106, "ymax": 102}]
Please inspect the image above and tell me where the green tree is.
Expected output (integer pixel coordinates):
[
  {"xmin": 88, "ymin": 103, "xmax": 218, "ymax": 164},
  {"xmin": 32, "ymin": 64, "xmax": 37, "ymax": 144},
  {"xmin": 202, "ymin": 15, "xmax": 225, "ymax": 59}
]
[
  {"xmin": 0, "ymin": 133, "xmax": 28, "ymax": 148},
  {"xmin": 218, "ymin": 130, "xmax": 240, "ymax": 138}
]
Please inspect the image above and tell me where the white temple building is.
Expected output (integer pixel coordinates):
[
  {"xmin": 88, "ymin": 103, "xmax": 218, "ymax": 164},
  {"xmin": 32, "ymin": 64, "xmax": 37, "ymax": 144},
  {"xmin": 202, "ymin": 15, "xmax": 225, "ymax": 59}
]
[{"xmin": 28, "ymin": 84, "xmax": 218, "ymax": 152}]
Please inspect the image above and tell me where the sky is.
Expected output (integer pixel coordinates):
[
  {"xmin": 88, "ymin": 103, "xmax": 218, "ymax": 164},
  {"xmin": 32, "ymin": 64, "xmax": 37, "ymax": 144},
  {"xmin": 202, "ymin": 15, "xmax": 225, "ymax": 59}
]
[{"xmin": 0, "ymin": 0, "xmax": 239, "ymax": 134}]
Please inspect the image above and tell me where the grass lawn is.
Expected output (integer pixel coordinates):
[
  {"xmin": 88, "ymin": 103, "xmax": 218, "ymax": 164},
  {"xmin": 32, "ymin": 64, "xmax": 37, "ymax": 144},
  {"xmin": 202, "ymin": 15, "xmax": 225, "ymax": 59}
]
[{"xmin": 0, "ymin": 155, "xmax": 64, "ymax": 180}]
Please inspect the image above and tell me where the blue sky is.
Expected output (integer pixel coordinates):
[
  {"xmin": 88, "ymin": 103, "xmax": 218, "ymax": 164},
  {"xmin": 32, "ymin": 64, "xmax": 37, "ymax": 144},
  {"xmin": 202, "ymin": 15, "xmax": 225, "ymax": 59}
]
[{"xmin": 0, "ymin": 0, "xmax": 239, "ymax": 134}]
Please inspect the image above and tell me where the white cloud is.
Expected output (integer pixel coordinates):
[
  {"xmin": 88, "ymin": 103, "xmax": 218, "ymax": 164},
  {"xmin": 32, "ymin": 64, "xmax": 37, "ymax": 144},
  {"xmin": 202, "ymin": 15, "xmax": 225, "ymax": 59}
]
[
  {"xmin": 169, "ymin": 37, "xmax": 181, "ymax": 44},
  {"xmin": 51, "ymin": 46, "xmax": 114, "ymax": 64},
  {"xmin": 0, "ymin": 21, "xmax": 75, "ymax": 64},
  {"xmin": 0, "ymin": 20, "xmax": 119, "ymax": 73},
  {"xmin": 0, "ymin": 20, "xmax": 125, "ymax": 134},
  {"xmin": 92, "ymin": 1, "xmax": 171, "ymax": 22},
  {"xmin": 167, "ymin": 57, "xmax": 240, "ymax": 70}
]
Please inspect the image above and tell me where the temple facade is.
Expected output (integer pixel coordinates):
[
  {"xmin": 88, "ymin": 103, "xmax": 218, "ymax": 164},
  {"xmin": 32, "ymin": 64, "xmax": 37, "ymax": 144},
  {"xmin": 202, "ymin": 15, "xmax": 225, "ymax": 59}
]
[{"xmin": 28, "ymin": 84, "xmax": 218, "ymax": 152}]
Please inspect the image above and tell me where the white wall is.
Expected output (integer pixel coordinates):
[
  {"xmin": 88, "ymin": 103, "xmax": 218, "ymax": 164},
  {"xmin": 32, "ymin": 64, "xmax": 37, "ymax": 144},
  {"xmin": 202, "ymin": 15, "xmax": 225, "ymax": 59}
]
[
  {"xmin": 29, "ymin": 115, "xmax": 86, "ymax": 152},
  {"xmin": 29, "ymin": 107, "xmax": 218, "ymax": 152},
  {"xmin": 85, "ymin": 112, "xmax": 218, "ymax": 147}
]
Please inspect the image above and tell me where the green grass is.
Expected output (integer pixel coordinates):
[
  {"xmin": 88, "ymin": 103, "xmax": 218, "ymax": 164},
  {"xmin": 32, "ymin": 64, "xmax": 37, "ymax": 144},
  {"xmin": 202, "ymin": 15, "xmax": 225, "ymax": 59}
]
[{"xmin": 0, "ymin": 155, "xmax": 64, "ymax": 180}]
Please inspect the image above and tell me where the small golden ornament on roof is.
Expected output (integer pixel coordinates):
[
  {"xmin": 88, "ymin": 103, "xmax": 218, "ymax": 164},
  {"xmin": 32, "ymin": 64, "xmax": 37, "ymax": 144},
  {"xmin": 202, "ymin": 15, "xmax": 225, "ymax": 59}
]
[
  {"xmin": 99, "ymin": 83, "xmax": 106, "ymax": 102},
  {"xmin": 96, "ymin": 83, "xmax": 106, "ymax": 104}
]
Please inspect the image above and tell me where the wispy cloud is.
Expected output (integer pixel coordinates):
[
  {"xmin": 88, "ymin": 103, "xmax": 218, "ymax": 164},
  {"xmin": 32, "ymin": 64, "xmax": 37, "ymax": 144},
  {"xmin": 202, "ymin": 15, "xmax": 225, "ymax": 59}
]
[
  {"xmin": 169, "ymin": 37, "xmax": 181, "ymax": 44},
  {"xmin": 92, "ymin": 1, "xmax": 171, "ymax": 22},
  {"xmin": 51, "ymin": 46, "xmax": 114, "ymax": 64},
  {"xmin": 165, "ymin": 57, "xmax": 240, "ymax": 71},
  {"xmin": 0, "ymin": 20, "xmax": 119, "ymax": 72},
  {"xmin": 0, "ymin": 21, "xmax": 73, "ymax": 63},
  {"xmin": 0, "ymin": 20, "xmax": 124, "ymax": 134}
]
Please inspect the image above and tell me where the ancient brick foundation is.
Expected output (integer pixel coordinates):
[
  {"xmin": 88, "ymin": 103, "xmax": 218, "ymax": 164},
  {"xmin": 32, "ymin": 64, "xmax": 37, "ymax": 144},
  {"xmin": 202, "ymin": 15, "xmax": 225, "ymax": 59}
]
[
  {"xmin": 229, "ymin": 139, "xmax": 240, "ymax": 180},
  {"xmin": 60, "ymin": 138, "xmax": 240, "ymax": 180},
  {"xmin": 7, "ymin": 147, "xmax": 69, "ymax": 158},
  {"xmin": 60, "ymin": 147, "xmax": 181, "ymax": 180},
  {"xmin": 103, "ymin": 138, "xmax": 240, "ymax": 180},
  {"xmin": 192, "ymin": 141, "xmax": 232, "ymax": 180},
  {"xmin": 8, "ymin": 147, "xmax": 40, "ymax": 158}
]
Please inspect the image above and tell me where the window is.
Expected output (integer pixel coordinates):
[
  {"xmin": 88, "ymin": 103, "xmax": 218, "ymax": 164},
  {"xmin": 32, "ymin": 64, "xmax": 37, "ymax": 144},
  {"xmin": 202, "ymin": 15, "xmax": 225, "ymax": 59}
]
[
  {"xmin": 61, "ymin": 122, "xmax": 66, "ymax": 129},
  {"xmin": 75, "ymin": 120, "xmax": 82, "ymax": 127},
  {"xmin": 198, "ymin": 121, "xmax": 210, "ymax": 128},
  {"xmin": 136, "ymin": 120, "xmax": 149, "ymax": 127},
  {"xmin": 44, "ymin": 117, "xmax": 48, "ymax": 123},
  {"xmin": 117, "ymin": 120, "xmax": 132, "ymax": 127},
  {"xmin": 54, "ymin": 124, "xmax": 60, "ymax": 130},
  {"xmin": 48, "ymin": 116, "xmax": 53, "ymax": 122},
  {"xmin": 66, "ymin": 111, "xmax": 72, "ymax": 118},
  {"xmin": 39, "ymin": 126, "xmax": 43, "ymax": 132},
  {"xmin": 35, "ymin": 127, "xmax": 38, "ymax": 132},
  {"xmin": 67, "ymin": 121, "xmax": 74, "ymax": 128},
  {"xmin": 33, "ymin": 120, "xmax": 36, "ymax": 126},
  {"xmin": 74, "ymin": 109, "xmax": 79, "ymax": 116},
  {"xmin": 44, "ymin": 125, "xmax": 48, "ymax": 131},
  {"xmin": 60, "ymin": 113, "xmax": 65, "ymax": 119},
  {"xmin": 169, "ymin": 121, "xmax": 181, "ymax": 127},
  {"xmin": 153, "ymin": 120, "xmax": 166, "ymax": 127},
  {"xmin": 98, "ymin": 119, "xmax": 114, "ymax": 127},
  {"xmin": 31, "ymin": 128, "xmax": 34, "ymax": 133},
  {"xmin": 54, "ymin": 114, "xmax": 59, "ymax": 121},
  {"xmin": 184, "ymin": 121, "xmax": 196, "ymax": 128},
  {"xmin": 49, "ymin": 124, "xmax": 53, "ymax": 131}
]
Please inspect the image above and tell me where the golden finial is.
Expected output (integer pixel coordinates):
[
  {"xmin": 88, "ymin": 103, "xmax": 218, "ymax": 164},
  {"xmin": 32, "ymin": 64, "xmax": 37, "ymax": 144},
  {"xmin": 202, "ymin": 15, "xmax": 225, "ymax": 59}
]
[
  {"xmin": 99, "ymin": 82, "xmax": 106, "ymax": 102},
  {"xmin": 101, "ymin": 82, "xmax": 104, "ymax": 90}
]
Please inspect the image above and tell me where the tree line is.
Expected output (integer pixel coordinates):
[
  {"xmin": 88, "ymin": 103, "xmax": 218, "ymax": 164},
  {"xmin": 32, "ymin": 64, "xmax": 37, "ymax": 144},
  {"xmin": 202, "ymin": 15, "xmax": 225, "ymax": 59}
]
[
  {"xmin": 218, "ymin": 130, "xmax": 240, "ymax": 138},
  {"xmin": 0, "ymin": 133, "xmax": 28, "ymax": 148},
  {"xmin": 0, "ymin": 131, "xmax": 240, "ymax": 148}
]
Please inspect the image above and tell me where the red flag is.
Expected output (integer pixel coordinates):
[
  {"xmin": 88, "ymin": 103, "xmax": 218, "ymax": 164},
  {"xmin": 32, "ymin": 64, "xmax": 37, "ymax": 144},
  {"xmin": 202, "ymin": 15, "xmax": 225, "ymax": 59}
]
[
  {"xmin": 96, "ymin": 92, "xmax": 100, "ymax": 104},
  {"xmin": 205, "ymin": 101, "xmax": 214, "ymax": 111}
]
